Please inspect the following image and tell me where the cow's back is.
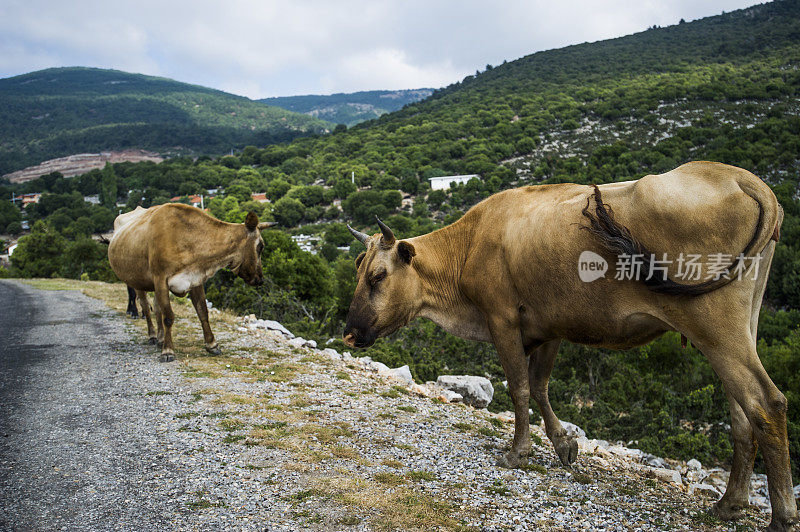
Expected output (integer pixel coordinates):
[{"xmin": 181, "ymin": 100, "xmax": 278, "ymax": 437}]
[{"xmin": 461, "ymin": 162, "xmax": 774, "ymax": 343}]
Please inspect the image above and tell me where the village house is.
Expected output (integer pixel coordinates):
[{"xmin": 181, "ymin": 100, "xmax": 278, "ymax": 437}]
[
  {"xmin": 12, "ymin": 193, "xmax": 42, "ymax": 208},
  {"xmin": 428, "ymin": 174, "xmax": 480, "ymax": 191}
]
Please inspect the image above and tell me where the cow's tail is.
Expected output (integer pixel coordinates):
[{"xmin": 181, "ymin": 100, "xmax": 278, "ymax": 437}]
[{"xmin": 581, "ymin": 176, "xmax": 781, "ymax": 296}]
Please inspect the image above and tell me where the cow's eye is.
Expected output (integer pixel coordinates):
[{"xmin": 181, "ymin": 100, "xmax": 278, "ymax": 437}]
[{"xmin": 370, "ymin": 271, "xmax": 386, "ymax": 285}]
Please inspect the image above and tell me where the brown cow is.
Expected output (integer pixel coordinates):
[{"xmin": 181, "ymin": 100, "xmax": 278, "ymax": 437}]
[
  {"xmin": 342, "ymin": 162, "xmax": 795, "ymax": 530},
  {"xmin": 108, "ymin": 203, "xmax": 274, "ymax": 361}
]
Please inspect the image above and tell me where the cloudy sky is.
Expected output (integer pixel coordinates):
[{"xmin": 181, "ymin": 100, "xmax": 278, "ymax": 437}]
[{"xmin": 0, "ymin": 0, "xmax": 764, "ymax": 99}]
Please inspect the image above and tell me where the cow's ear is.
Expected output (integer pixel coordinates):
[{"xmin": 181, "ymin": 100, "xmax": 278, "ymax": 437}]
[
  {"xmin": 355, "ymin": 252, "xmax": 366, "ymax": 269},
  {"xmin": 397, "ymin": 241, "xmax": 416, "ymax": 264},
  {"xmin": 244, "ymin": 212, "xmax": 259, "ymax": 232}
]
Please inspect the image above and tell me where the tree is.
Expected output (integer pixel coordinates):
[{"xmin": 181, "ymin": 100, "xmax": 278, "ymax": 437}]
[
  {"xmin": 267, "ymin": 179, "xmax": 292, "ymax": 201},
  {"xmin": 324, "ymin": 223, "xmax": 353, "ymax": 247},
  {"xmin": 427, "ymin": 190, "xmax": 446, "ymax": 210},
  {"xmin": 0, "ymin": 200, "xmax": 21, "ymax": 233},
  {"xmin": 273, "ymin": 197, "xmax": 306, "ymax": 227},
  {"xmin": 10, "ymin": 221, "xmax": 66, "ymax": 277},
  {"xmin": 100, "ymin": 164, "xmax": 118, "ymax": 209}
]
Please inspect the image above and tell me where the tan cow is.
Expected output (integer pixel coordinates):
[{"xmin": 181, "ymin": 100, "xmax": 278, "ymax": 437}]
[
  {"xmin": 108, "ymin": 203, "xmax": 274, "ymax": 361},
  {"xmin": 342, "ymin": 162, "xmax": 795, "ymax": 530}
]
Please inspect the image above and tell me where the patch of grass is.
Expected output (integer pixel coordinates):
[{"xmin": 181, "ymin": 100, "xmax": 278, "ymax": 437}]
[
  {"xmin": 394, "ymin": 443, "xmax": 415, "ymax": 451},
  {"xmin": 374, "ymin": 472, "xmax": 405, "ymax": 485},
  {"xmin": 330, "ymin": 444, "xmax": 360, "ymax": 460},
  {"xmin": 531, "ymin": 433, "xmax": 543, "ymax": 446},
  {"xmin": 175, "ymin": 412, "xmax": 200, "ymax": 419},
  {"xmin": 691, "ymin": 511, "xmax": 722, "ymax": 526},
  {"xmin": 485, "ymin": 479, "xmax": 511, "ymax": 496},
  {"xmin": 222, "ymin": 434, "xmax": 246, "ymax": 444},
  {"xmin": 476, "ymin": 426, "xmax": 502, "ymax": 438},
  {"xmin": 335, "ymin": 371, "xmax": 351, "ymax": 381},
  {"xmin": 219, "ymin": 419, "xmax": 246, "ymax": 432},
  {"xmin": 452, "ymin": 422, "xmax": 473, "ymax": 432},
  {"xmin": 378, "ymin": 412, "xmax": 396, "ymax": 419},
  {"xmin": 380, "ymin": 389, "xmax": 401, "ymax": 399},
  {"xmin": 572, "ymin": 472, "xmax": 592, "ymax": 484},
  {"xmin": 337, "ymin": 515, "xmax": 361, "ymax": 526},
  {"xmin": 405, "ymin": 470, "xmax": 437, "ymax": 482},
  {"xmin": 382, "ymin": 459, "xmax": 403, "ymax": 468},
  {"xmin": 311, "ymin": 476, "xmax": 461, "ymax": 531},
  {"xmin": 291, "ymin": 488, "xmax": 327, "ymax": 501},
  {"xmin": 617, "ymin": 484, "xmax": 638, "ymax": 497},
  {"xmin": 289, "ymin": 394, "xmax": 314, "ymax": 408},
  {"xmin": 145, "ymin": 390, "xmax": 172, "ymax": 396},
  {"xmin": 397, "ymin": 405, "xmax": 417, "ymax": 413},
  {"xmin": 521, "ymin": 463, "xmax": 547, "ymax": 474},
  {"xmin": 488, "ymin": 418, "xmax": 505, "ymax": 428},
  {"xmin": 182, "ymin": 369, "xmax": 217, "ymax": 378}
]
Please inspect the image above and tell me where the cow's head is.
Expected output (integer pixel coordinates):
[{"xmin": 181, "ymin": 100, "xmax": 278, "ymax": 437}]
[
  {"xmin": 233, "ymin": 212, "xmax": 276, "ymax": 287},
  {"xmin": 343, "ymin": 218, "xmax": 420, "ymax": 348}
]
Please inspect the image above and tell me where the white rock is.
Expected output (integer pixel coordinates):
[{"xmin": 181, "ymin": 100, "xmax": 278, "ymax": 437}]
[
  {"xmin": 320, "ymin": 348, "xmax": 341, "ymax": 360},
  {"xmin": 751, "ymin": 495, "xmax": 770, "ymax": 510},
  {"xmin": 371, "ymin": 361, "xmax": 391, "ymax": 374},
  {"xmin": 389, "ymin": 365, "xmax": 414, "ymax": 383},
  {"xmin": 648, "ymin": 466, "xmax": 682, "ymax": 485},
  {"xmin": 688, "ymin": 483, "xmax": 719, "ymax": 497},
  {"xmin": 436, "ymin": 375, "xmax": 494, "ymax": 408},
  {"xmin": 561, "ymin": 421, "xmax": 586, "ymax": 439},
  {"xmin": 305, "ymin": 340, "xmax": 317, "ymax": 349},
  {"xmin": 687, "ymin": 458, "xmax": 702, "ymax": 471},
  {"xmin": 439, "ymin": 389, "xmax": 464, "ymax": 403},
  {"xmin": 643, "ymin": 454, "xmax": 669, "ymax": 469},
  {"xmin": 794, "ymin": 484, "xmax": 800, "ymax": 499},
  {"xmin": 260, "ymin": 319, "xmax": 294, "ymax": 338},
  {"xmin": 287, "ymin": 337, "xmax": 308, "ymax": 349},
  {"xmin": 237, "ymin": 327, "xmax": 248, "ymax": 332},
  {"xmin": 578, "ymin": 439, "xmax": 599, "ymax": 454}
]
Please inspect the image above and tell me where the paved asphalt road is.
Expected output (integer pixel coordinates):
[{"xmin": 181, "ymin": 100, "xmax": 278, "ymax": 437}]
[{"xmin": 0, "ymin": 280, "xmax": 185, "ymax": 531}]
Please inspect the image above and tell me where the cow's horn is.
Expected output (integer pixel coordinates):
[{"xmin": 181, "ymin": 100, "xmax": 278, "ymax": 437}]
[
  {"xmin": 348, "ymin": 225, "xmax": 369, "ymax": 245},
  {"xmin": 376, "ymin": 216, "xmax": 395, "ymax": 246}
]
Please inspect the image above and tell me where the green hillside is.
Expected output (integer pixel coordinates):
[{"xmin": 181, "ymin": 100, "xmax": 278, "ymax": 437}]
[
  {"xmin": 5, "ymin": 0, "xmax": 800, "ymax": 476},
  {"xmin": 0, "ymin": 67, "xmax": 331, "ymax": 175},
  {"xmin": 260, "ymin": 89, "xmax": 434, "ymax": 127}
]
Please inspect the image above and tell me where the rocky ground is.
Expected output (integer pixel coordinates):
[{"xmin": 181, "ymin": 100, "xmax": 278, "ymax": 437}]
[{"xmin": 3, "ymin": 279, "xmax": 776, "ymax": 531}]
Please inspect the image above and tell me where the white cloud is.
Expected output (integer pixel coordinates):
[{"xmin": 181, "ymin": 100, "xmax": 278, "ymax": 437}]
[{"xmin": 0, "ymin": 0, "xmax": 766, "ymax": 98}]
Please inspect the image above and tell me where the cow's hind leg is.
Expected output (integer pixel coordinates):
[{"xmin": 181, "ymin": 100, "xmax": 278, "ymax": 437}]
[
  {"xmin": 713, "ymin": 391, "xmax": 757, "ymax": 521},
  {"xmin": 136, "ymin": 290, "xmax": 157, "ymax": 345},
  {"xmin": 528, "ymin": 339, "xmax": 577, "ymax": 466},
  {"xmin": 189, "ymin": 285, "xmax": 220, "ymax": 355},
  {"xmin": 153, "ymin": 280, "xmax": 175, "ymax": 362},
  {"xmin": 126, "ymin": 286, "xmax": 138, "ymax": 318},
  {"xmin": 693, "ymin": 329, "xmax": 796, "ymax": 531}
]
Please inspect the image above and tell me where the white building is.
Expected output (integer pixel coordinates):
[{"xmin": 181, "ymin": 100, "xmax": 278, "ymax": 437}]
[{"xmin": 428, "ymin": 174, "xmax": 480, "ymax": 191}]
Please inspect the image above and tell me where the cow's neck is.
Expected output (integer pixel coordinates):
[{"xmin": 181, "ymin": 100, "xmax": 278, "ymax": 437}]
[{"xmin": 411, "ymin": 221, "xmax": 490, "ymax": 342}]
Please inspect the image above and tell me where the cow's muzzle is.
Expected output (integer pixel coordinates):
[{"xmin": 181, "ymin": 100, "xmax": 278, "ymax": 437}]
[{"xmin": 342, "ymin": 329, "xmax": 376, "ymax": 349}]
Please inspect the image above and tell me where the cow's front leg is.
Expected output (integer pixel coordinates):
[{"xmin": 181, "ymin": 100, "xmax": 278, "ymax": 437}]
[
  {"xmin": 489, "ymin": 316, "xmax": 530, "ymax": 468},
  {"xmin": 153, "ymin": 279, "xmax": 175, "ymax": 362},
  {"xmin": 189, "ymin": 285, "xmax": 220, "ymax": 355},
  {"xmin": 528, "ymin": 339, "xmax": 577, "ymax": 466}
]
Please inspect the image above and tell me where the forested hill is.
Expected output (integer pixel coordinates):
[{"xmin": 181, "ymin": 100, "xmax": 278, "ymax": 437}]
[
  {"xmin": 260, "ymin": 89, "xmax": 434, "ymax": 127},
  {"xmin": 0, "ymin": 67, "xmax": 331, "ymax": 175}
]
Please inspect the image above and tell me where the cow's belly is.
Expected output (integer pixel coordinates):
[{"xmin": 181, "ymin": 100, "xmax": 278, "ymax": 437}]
[{"xmin": 551, "ymin": 312, "xmax": 671, "ymax": 350}]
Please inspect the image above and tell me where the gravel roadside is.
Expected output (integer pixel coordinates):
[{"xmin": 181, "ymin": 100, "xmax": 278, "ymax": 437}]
[{"xmin": 0, "ymin": 279, "xmax": 769, "ymax": 531}]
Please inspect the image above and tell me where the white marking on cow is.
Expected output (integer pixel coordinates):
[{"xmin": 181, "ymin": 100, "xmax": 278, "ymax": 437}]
[{"xmin": 168, "ymin": 271, "xmax": 206, "ymax": 296}]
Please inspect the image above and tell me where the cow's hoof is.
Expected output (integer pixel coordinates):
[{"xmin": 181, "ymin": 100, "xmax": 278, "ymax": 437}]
[
  {"xmin": 553, "ymin": 435, "xmax": 578, "ymax": 466},
  {"xmin": 712, "ymin": 500, "xmax": 746, "ymax": 521},
  {"xmin": 766, "ymin": 518, "xmax": 797, "ymax": 532},
  {"xmin": 148, "ymin": 337, "xmax": 158, "ymax": 345},
  {"xmin": 159, "ymin": 353, "xmax": 175, "ymax": 363},
  {"xmin": 496, "ymin": 451, "xmax": 526, "ymax": 469},
  {"xmin": 127, "ymin": 312, "xmax": 138, "ymax": 319},
  {"xmin": 205, "ymin": 345, "xmax": 222, "ymax": 356}
]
